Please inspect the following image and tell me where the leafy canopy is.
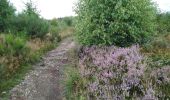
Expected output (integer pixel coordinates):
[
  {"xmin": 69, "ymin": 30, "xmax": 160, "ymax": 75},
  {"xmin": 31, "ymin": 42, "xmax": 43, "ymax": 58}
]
[
  {"xmin": 12, "ymin": 1, "xmax": 49, "ymax": 38},
  {"xmin": 0, "ymin": 0, "xmax": 15, "ymax": 32},
  {"xmin": 75, "ymin": 0, "xmax": 157, "ymax": 47}
]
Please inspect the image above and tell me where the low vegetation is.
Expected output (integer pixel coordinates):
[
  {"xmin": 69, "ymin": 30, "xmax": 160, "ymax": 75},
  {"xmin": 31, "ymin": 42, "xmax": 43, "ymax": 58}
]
[
  {"xmin": 11, "ymin": 2, "xmax": 49, "ymax": 38},
  {"xmin": 0, "ymin": 33, "xmax": 56, "ymax": 97},
  {"xmin": 77, "ymin": 45, "xmax": 169, "ymax": 99},
  {"xmin": 0, "ymin": 0, "xmax": 74, "ymax": 98},
  {"xmin": 143, "ymin": 33, "xmax": 170, "ymax": 67},
  {"xmin": 64, "ymin": 44, "xmax": 169, "ymax": 99},
  {"xmin": 0, "ymin": 0, "xmax": 169, "ymax": 99},
  {"xmin": 64, "ymin": 0, "xmax": 170, "ymax": 99}
]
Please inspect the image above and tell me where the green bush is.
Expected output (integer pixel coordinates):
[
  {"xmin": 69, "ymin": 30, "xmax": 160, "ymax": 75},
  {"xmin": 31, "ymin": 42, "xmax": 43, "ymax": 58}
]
[
  {"xmin": 64, "ymin": 66, "xmax": 86, "ymax": 100},
  {"xmin": 25, "ymin": 15, "xmax": 49, "ymax": 38},
  {"xmin": 27, "ymin": 43, "xmax": 55, "ymax": 64},
  {"xmin": 49, "ymin": 25, "xmax": 61, "ymax": 43},
  {"xmin": 0, "ymin": 34, "xmax": 30, "ymax": 79},
  {"xmin": 142, "ymin": 33, "xmax": 170, "ymax": 67},
  {"xmin": 50, "ymin": 18, "xmax": 58, "ymax": 27},
  {"xmin": 157, "ymin": 12, "xmax": 170, "ymax": 33},
  {"xmin": 11, "ymin": 1, "xmax": 49, "ymax": 38},
  {"xmin": 0, "ymin": 33, "xmax": 57, "ymax": 97},
  {"xmin": 58, "ymin": 17, "xmax": 75, "ymax": 27},
  {"xmin": 57, "ymin": 17, "xmax": 75, "ymax": 31},
  {"xmin": 144, "ymin": 34, "xmax": 170, "ymax": 51},
  {"xmin": 75, "ymin": 0, "xmax": 157, "ymax": 47},
  {"xmin": 0, "ymin": 0, "xmax": 15, "ymax": 32},
  {"xmin": 0, "ymin": 34, "xmax": 29, "ymax": 56}
]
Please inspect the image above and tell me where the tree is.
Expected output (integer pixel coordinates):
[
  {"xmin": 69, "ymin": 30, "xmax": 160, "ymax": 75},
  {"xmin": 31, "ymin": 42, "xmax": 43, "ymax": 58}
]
[
  {"xmin": 50, "ymin": 18, "xmax": 58, "ymax": 26},
  {"xmin": 0, "ymin": 0, "xmax": 15, "ymax": 32},
  {"xmin": 12, "ymin": 1, "xmax": 49, "ymax": 38},
  {"xmin": 23, "ymin": 0, "xmax": 39, "ymax": 17},
  {"xmin": 75, "ymin": 0, "xmax": 157, "ymax": 47}
]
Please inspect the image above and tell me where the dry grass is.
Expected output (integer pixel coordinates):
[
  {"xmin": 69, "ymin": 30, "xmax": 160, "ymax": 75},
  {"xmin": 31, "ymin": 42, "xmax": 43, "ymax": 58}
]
[
  {"xmin": 26, "ymin": 38, "xmax": 51, "ymax": 53},
  {"xmin": 0, "ymin": 34, "xmax": 57, "ymax": 98},
  {"xmin": 0, "ymin": 34, "xmax": 6, "ymax": 43},
  {"xmin": 59, "ymin": 27, "xmax": 75, "ymax": 39},
  {"xmin": 0, "ymin": 35, "xmax": 3, "ymax": 43}
]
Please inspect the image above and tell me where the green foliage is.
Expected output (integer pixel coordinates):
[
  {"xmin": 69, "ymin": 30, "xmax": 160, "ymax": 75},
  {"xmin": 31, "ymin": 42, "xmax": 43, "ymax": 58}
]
[
  {"xmin": 57, "ymin": 17, "xmax": 75, "ymax": 31},
  {"xmin": 48, "ymin": 17, "xmax": 75, "ymax": 39},
  {"xmin": 0, "ymin": 33, "xmax": 28, "ymax": 56},
  {"xmin": 11, "ymin": 1, "xmax": 49, "ymax": 38},
  {"xmin": 0, "ymin": 0, "xmax": 15, "ymax": 32},
  {"xmin": 0, "ymin": 33, "xmax": 57, "ymax": 98},
  {"xmin": 49, "ymin": 25, "xmax": 61, "ymax": 43},
  {"xmin": 0, "ymin": 1, "xmax": 61, "ymax": 98},
  {"xmin": 27, "ymin": 42, "xmax": 55, "ymax": 64},
  {"xmin": 0, "ymin": 34, "xmax": 30, "ymax": 79},
  {"xmin": 64, "ymin": 66, "xmax": 86, "ymax": 100},
  {"xmin": 48, "ymin": 18, "xmax": 61, "ymax": 42},
  {"xmin": 24, "ymin": 15, "xmax": 49, "ymax": 38},
  {"xmin": 158, "ymin": 83, "xmax": 170, "ymax": 98},
  {"xmin": 144, "ymin": 33, "xmax": 170, "ymax": 51},
  {"xmin": 143, "ymin": 33, "xmax": 170, "ymax": 67},
  {"xmin": 50, "ymin": 18, "xmax": 58, "ymax": 26},
  {"xmin": 23, "ymin": 0, "xmax": 39, "ymax": 16},
  {"xmin": 157, "ymin": 12, "xmax": 170, "ymax": 33},
  {"xmin": 76, "ymin": 0, "xmax": 157, "ymax": 47},
  {"xmin": 63, "ymin": 47, "xmax": 86, "ymax": 100},
  {"xmin": 58, "ymin": 17, "xmax": 75, "ymax": 27}
]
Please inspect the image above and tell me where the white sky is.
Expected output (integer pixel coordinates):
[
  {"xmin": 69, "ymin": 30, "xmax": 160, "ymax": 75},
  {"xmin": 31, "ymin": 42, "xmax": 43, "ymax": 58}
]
[
  {"xmin": 10, "ymin": 0, "xmax": 170, "ymax": 19},
  {"xmin": 153, "ymin": 0, "xmax": 170, "ymax": 12}
]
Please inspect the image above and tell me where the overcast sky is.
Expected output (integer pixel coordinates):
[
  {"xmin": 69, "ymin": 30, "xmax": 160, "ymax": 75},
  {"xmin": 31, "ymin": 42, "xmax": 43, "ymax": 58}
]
[{"xmin": 10, "ymin": 0, "xmax": 170, "ymax": 19}]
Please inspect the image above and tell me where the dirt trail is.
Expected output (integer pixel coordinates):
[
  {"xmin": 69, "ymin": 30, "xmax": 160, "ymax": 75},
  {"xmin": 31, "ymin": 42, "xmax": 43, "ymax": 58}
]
[{"xmin": 10, "ymin": 37, "xmax": 75, "ymax": 100}]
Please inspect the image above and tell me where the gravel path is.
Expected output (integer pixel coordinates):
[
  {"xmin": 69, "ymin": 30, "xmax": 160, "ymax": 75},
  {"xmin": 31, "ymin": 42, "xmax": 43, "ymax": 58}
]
[{"xmin": 10, "ymin": 37, "xmax": 75, "ymax": 100}]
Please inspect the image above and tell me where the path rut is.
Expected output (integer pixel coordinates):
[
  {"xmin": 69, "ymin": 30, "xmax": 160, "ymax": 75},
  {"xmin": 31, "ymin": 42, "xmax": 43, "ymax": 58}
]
[{"xmin": 10, "ymin": 37, "xmax": 75, "ymax": 100}]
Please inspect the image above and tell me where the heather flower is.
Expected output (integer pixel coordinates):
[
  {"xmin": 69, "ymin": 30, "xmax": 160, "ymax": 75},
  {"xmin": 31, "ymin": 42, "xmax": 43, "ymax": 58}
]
[
  {"xmin": 88, "ymin": 82, "xmax": 99, "ymax": 93},
  {"xmin": 78, "ymin": 45, "xmax": 170, "ymax": 99},
  {"xmin": 102, "ymin": 70, "xmax": 113, "ymax": 78},
  {"xmin": 142, "ymin": 86, "xmax": 158, "ymax": 100},
  {"xmin": 151, "ymin": 66, "xmax": 170, "ymax": 84}
]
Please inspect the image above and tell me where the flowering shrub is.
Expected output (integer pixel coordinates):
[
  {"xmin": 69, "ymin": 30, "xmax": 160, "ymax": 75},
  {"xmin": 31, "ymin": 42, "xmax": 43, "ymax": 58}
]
[
  {"xmin": 150, "ymin": 66, "xmax": 170, "ymax": 99},
  {"xmin": 151, "ymin": 67, "xmax": 170, "ymax": 84},
  {"xmin": 79, "ymin": 45, "xmax": 160, "ymax": 99}
]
